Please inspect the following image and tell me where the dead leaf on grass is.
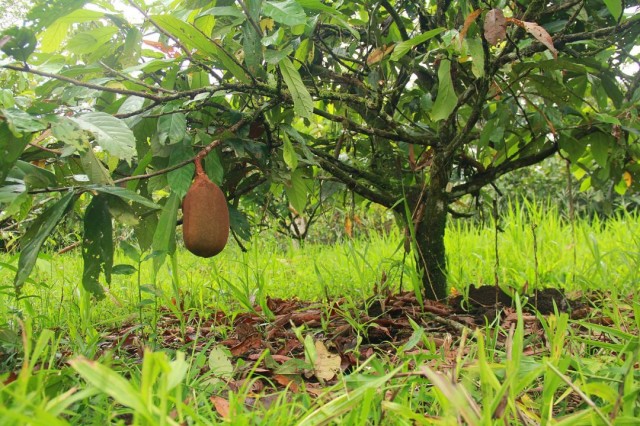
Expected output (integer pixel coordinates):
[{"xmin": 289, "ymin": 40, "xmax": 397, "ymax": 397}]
[
  {"xmin": 314, "ymin": 340, "xmax": 341, "ymax": 381},
  {"xmin": 210, "ymin": 396, "xmax": 230, "ymax": 419}
]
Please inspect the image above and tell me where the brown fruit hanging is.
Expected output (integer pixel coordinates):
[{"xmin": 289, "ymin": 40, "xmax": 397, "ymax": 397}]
[{"xmin": 182, "ymin": 158, "xmax": 229, "ymax": 257}]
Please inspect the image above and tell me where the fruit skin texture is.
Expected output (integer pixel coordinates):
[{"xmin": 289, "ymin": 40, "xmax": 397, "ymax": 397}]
[{"xmin": 182, "ymin": 173, "xmax": 230, "ymax": 257}]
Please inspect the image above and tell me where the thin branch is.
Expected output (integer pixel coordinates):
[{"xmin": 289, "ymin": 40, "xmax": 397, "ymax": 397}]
[
  {"xmin": 99, "ymin": 61, "xmax": 175, "ymax": 94},
  {"xmin": 126, "ymin": 0, "xmax": 194, "ymax": 62},
  {"xmin": 2, "ymin": 64, "xmax": 165, "ymax": 101},
  {"xmin": 380, "ymin": 0, "xmax": 409, "ymax": 41},
  {"xmin": 312, "ymin": 107, "xmax": 434, "ymax": 145},
  {"xmin": 449, "ymin": 142, "xmax": 558, "ymax": 199},
  {"xmin": 236, "ymin": 0, "xmax": 264, "ymax": 36},
  {"xmin": 309, "ymin": 147, "xmax": 397, "ymax": 207}
]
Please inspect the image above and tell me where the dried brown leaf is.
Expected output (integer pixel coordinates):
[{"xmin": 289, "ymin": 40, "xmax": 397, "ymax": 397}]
[
  {"xmin": 522, "ymin": 21, "xmax": 558, "ymax": 58},
  {"xmin": 273, "ymin": 374, "xmax": 300, "ymax": 392},
  {"xmin": 367, "ymin": 44, "xmax": 395, "ymax": 66},
  {"xmin": 229, "ymin": 334, "xmax": 263, "ymax": 357},
  {"xmin": 460, "ymin": 9, "xmax": 483, "ymax": 40},
  {"xmin": 484, "ymin": 9, "xmax": 507, "ymax": 46},
  {"xmin": 314, "ymin": 340, "xmax": 341, "ymax": 381},
  {"xmin": 210, "ymin": 396, "xmax": 230, "ymax": 419}
]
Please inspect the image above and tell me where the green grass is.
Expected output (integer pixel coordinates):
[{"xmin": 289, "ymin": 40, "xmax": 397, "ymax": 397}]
[{"xmin": 1, "ymin": 203, "xmax": 639, "ymax": 424}]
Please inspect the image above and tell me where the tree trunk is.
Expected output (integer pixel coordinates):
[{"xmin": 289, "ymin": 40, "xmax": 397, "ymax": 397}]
[{"xmin": 414, "ymin": 151, "xmax": 452, "ymax": 301}]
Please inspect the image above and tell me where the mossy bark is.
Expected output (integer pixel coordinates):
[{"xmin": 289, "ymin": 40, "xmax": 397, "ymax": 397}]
[{"xmin": 414, "ymin": 150, "xmax": 452, "ymax": 301}]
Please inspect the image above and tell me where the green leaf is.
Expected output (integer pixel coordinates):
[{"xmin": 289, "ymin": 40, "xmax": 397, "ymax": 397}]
[
  {"xmin": 71, "ymin": 112, "xmax": 136, "ymax": 163},
  {"xmin": 285, "ymin": 168, "xmax": 307, "ymax": 213},
  {"xmin": 229, "ymin": 206, "xmax": 251, "ymax": 241},
  {"xmin": 243, "ymin": 0, "xmax": 264, "ymax": 75},
  {"xmin": 1, "ymin": 108, "xmax": 47, "ymax": 135},
  {"xmin": 0, "ymin": 27, "xmax": 37, "ymax": 61},
  {"xmin": 167, "ymin": 145, "xmax": 196, "ymax": 198},
  {"xmin": 82, "ymin": 194, "xmax": 113, "ymax": 298},
  {"xmin": 112, "ymin": 264, "xmax": 137, "ymax": 275},
  {"xmin": 283, "ymin": 132, "xmax": 298, "ymax": 170},
  {"xmin": 105, "ymin": 195, "xmax": 139, "ymax": 226},
  {"xmin": 466, "ymin": 36, "xmax": 485, "ymax": 78},
  {"xmin": 151, "ymin": 15, "xmax": 249, "ymax": 83},
  {"xmin": 263, "ymin": 0, "xmax": 307, "ymax": 26},
  {"xmin": 204, "ymin": 150, "xmax": 224, "ymax": 185},
  {"xmin": 80, "ymin": 148, "xmax": 114, "ymax": 185},
  {"xmin": 430, "ymin": 59, "xmax": 458, "ymax": 122},
  {"xmin": 390, "ymin": 28, "xmax": 444, "ymax": 61},
  {"xmin": 70, "ymin": 357, "xmax": 152, "ymax": 419},
  {"xmin": 279, "ymin": 57, "xmax": 313, "ymax": 119},
  {"xmin": 66, "ymin": 26, "xmax": 118, "ymax": 55},
  {"xmin": 14, "ymin": 192, "xmax": 76, "ymax": 295},
  {"xmin": 603, "ymin": 0, "xmax": 622, "ymax": 20},
  {"xmin": 208, "ymin": 345, "xmax": 234, "ymax": 379},
  {"xmin": 201, "ymin": 6, "xmax": 245, "ymax": 18},
  {"xmin": 152, "ymin": 193, "xmax": 180, "ymax": 274},
  {"xmin": 588, "ymin": 132, "xmax": 611, "ymax": 167},
  {"xmin": 167, "ymin": 352, "xmax": 189, "ymax": 391},
  {"xmin": 158, "ymin": 111, "xmax": 187, "ymax": 145},
  {"xmin": 0, "ymin": 122, "xmax": 30, "ymax": 185},
  {"xmin": 91, "ymin": 186, "xmax": 161, "ymax": 210},
  {"xmin": 38, "ymin": 9, "xmax": 105, "ymax": 53}
]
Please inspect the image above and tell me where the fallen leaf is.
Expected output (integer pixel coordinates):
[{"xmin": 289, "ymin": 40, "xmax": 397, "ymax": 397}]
[
  {"xmin": 484, "ymin": 9, "xmax": 507, "ymax": 46},
  {"xmin": 210, "ymin": 396, "xmax": 230, "ymax": 419},
  {"xmin": 208, "ymin": 345, "xmax": 233, "ymax": 379},
  {"xmin": 313, "ymin": 340, "xmax": 341, "ymax": 381},
  {"xmin": 273, "ymin": 374, "xmax": 300, "ymax": 392},
  {"xmin": 229, "ymin": 334, "xmax": 263, "ymax": 357}
]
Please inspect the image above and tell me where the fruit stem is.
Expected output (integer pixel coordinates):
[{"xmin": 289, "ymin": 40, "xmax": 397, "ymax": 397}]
[{"xmin": 194, "ymin": 156, "xmax": 205, "ymax": 176}]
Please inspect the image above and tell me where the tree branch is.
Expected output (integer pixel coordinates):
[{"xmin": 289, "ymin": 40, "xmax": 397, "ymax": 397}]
[
  {"xmin": 309, "ymin": 148, "xmax": 397, "ymax": 207},
  {"xmin": 449, "ymin": 142, "xmax": 558, "ymax": 199}
]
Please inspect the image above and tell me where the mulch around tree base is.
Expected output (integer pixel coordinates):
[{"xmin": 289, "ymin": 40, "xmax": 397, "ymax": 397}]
[{"xmin": 94, "ymin": 285, "xmax": 609, "ymax": 406}]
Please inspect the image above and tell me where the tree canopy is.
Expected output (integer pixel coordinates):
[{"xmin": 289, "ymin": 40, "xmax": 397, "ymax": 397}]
[{"xmin": 1, "ymin": 0, "xmax": 638, "ymax": 300}]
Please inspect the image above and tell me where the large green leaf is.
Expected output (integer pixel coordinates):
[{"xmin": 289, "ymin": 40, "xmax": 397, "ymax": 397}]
[
  {"xmin": 152, "ymin": 192, "xmax": 180, "ymax": 274},
  {"xmin": 38, "ymin": 9, "xmax": 105, "ymax": 53},
  {"xmin": 279, "ymin": 57, "xmax": 313, "ymax": 119},
  {"xmin": 263, "ymin": 0, "xmax": 307, "ymax": 26},
  {"xmin": 82, "ymin": 194, "xmax": 113, "ymax": 298},
  {"xmin": 1, "ymin": 108, "xmax": 47, "ymax": 135},
  {"xmin": 71, "ymin": 112, "xmax": 136, "ymax": 163},
  {"xmin": 0, "ymin": 122, "xmax": 30, "ymax": 184},
  {"xmin": 151, "ymin": 15, "xmax": 249, "ymax": 83},
  {"xmin": 430, "ymin": 59, "xmax": 458, "ymax": 122},
  {"xmin": 14, "ymin": 191, "xmax": 76, "ymax": 295}
]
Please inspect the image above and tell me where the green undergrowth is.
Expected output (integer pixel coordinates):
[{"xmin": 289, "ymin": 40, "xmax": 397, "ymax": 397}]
[{"xmin": 1, "ymin": 204, "xmax": 639, "ymax": 424}]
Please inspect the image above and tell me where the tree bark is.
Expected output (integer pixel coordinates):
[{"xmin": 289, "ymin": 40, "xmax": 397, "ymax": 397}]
[{"xmin": 414, "ymin": 150, "xmax": 452, "ymax": 300}]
